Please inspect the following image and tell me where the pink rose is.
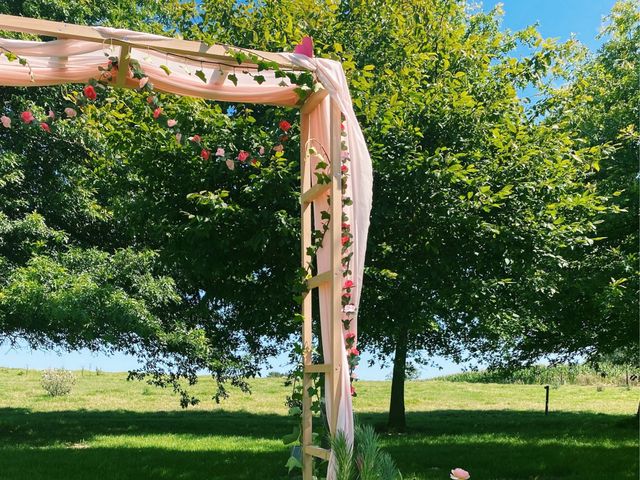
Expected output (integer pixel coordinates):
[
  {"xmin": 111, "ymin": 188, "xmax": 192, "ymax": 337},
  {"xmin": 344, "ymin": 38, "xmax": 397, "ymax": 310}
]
[
  {"xmin": 215, "ymin": 147, "xmax": 225, "ymax": 157},
  {"xmin": 48, "ymin": 110, "xmax": 55, "ymax": 119},
  {"xmin": 225, "ymin": 159, "xmax": 235, "ymax": 171},
  {"xmin": 153, "ymin": 107, "xmax": 162, "ymax": 119},
  {"xmin": 190, "ymin": 135, "xmax": 201, "ymax": 144},
  {"xmin": 20, "ymin": 111, "xmax": 35, "ymax": 124},
  {"xmin": 237, "ymin": 150, "xmax": 250, "ymax": 162},
  {"xmin": 450, "ymin": 468, "xmax": 470, "ymax": 480},
  {"xmin": 273, "ymin": 144, "xmax": 284, "ymax": 152},
  {"xmin": 345, "ymin": 331, "xmax": 356, "ymax": 341},
  {"xmin": 258, "ymin": 146, "xmax": 265, "ymax": 155},
  {"xmin": 1, "ymin": 115, "xmax": 11, "ymax": 128},
  {"xmin": 167, "ymin": 119, "xmax": 177, "ymax": 128},
  {"xmin": 40, "ymin": 122, "xmax": 51, "ymax": 133},
  {"xmin": 341, "ymin": 235, "xmax": 350, "ymax": 246},
  {"xmin": 349, "ymin": 347, "xmax": 359, "ymax": 357},
  {"xmin": 343, "ymin": 280, "xmax": 354, "ymax": 289},
  {"xmin": 341, "ymin": 164, "xmax": 348, "ymax": 173},
  {"xmin": 64, "ymin": 107, "xmax": 77, "ymax": 118},
  {"xmin": 139, "ymin": 77, "xmax": 149, "ymax": 88}
]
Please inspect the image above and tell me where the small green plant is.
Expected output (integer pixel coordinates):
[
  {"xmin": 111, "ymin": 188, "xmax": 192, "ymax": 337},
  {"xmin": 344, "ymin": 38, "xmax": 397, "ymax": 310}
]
[
  {"xmin": 41, "ymin": 368, "xmax": 76, "ymax": 397},
  {"xmin": 331, "ymin": 424, "xmax": 402, "ymax": 480}
]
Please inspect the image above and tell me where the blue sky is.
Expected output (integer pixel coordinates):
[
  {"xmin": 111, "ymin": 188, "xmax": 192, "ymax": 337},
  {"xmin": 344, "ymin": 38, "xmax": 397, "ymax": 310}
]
[{"xmin": 0, "ymin": 0, "xmax": 619, "ymax": 380}]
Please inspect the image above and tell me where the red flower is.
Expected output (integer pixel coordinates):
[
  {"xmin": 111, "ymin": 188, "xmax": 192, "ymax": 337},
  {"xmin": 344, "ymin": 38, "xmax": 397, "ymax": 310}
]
[
  {"xmin": 341, "ymin": 164, "xmax": 348, "ymax": 173},
  {"xmin": 345, "ymin": 331, "xmax": 356, "ymax": 341},
  {"xmin": 279, "ymin": 120, "xmax": 291, "ymax": 132},
  {"xmin": 20, "ymin": 111, "xmax": 34, "ymax": 124},
  {"xmin": 350, "ymin": 385, "xmax": 356, "ymax": 397},
  {"xmin": 190, "ymin": 135, "xmax": 201, "ymax": 143},
  {"xmin": 237, "ymin": 150, "xmax": 250, "ymax": 162},
  {"xmin": 343, "ymin": 280, "xmax": 354, "ymax": 289},
  {"xmin": 83, "ymin": 85, "xmax": 97, "ymax": 101},
  {"xmin": 200, "ymin": 149, "xmax": 210, "ymax": 160},
  {"xmin": 40, "ymin": 122, "xmax": 50, "ymax": 133},
  {"xmin": 341, "ymin": 235, "xmax": 350, "ymax": 246},
  {"xmin": 342, "ymin": 223, "xmax": 350, "ymax": 230},
  {"xmin": 153, "ymin": 107, "xmax": 162, "ymax": 119}
]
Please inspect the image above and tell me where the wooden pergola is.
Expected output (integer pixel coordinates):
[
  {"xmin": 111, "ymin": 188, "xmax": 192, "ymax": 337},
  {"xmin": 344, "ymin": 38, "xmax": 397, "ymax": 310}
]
[{"xmin": 0, "ymin": 14, "xmax": 354, "ymax": 480}]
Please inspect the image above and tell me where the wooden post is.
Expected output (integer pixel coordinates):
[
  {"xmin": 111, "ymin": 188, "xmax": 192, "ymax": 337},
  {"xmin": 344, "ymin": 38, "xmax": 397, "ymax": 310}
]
[
  {"xmin": 329, "ymin": 100, "xmax": 343, "ymax": 434},
  {"xmin": 300, "ymin": 107, "xmax": 313, "ymax": 480}
]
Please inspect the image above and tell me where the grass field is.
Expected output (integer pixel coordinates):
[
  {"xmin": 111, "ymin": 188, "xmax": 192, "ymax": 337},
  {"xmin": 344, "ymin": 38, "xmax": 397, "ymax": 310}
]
[{"xmin": 0, "ymin": 367, "xmax": 637, "ymax": 479}]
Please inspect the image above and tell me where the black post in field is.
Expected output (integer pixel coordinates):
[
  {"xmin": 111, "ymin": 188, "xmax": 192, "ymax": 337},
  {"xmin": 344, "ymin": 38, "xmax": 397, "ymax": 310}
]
[{"xmin": 544, "ymin": 385, "xmax": 550, "ymax": 415}]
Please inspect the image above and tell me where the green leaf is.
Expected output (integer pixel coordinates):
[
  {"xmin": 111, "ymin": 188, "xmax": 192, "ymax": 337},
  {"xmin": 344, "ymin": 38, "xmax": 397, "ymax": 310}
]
[
  {"xmin": 159, "ymin": 64, "xmax": 171, "ymax": 76},
  {"xmin": 227, "ymin": 73, "xmax": 238, "ymax": 86},
  {"xmin": 195, "ymin": 70, "xmax": 207, "ymax": 83}
]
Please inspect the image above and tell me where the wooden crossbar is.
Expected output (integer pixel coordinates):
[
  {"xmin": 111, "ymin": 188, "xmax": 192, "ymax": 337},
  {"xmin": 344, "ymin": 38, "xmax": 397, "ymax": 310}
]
[
  {"xmin": 300, "ymin": 87, "xmax": 328, "ymax": 114},
  {"xmin": 304, "ymin": 446, "xmax": 331, "ymax": 461},
  {"xmin": 0, "ymin": 14, "xmax": 301, "ymax": 70},
  {"xmin": 301, "ymin": 181, "xmax": 331, "ymax": 204},
  {"xmin": 303, "ymin": 363, "xmax": 331, "ymax": 374},
  {"xmin": 306, "ymin": 271, "xmax": 331, "ymax": 290}
]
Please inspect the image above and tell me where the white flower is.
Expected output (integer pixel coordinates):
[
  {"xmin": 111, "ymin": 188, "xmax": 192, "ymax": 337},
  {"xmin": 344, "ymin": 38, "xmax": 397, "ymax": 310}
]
[{"xmin": 343, "ymin": 304, "xmax": 356, "ymax": 313}]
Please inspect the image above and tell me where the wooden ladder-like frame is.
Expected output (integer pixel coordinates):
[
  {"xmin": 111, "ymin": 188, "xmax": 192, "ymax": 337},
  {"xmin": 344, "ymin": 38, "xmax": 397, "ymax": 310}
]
[{"xmin": 299, "ymin": 88, "xmax": 343, "ymax": 479}]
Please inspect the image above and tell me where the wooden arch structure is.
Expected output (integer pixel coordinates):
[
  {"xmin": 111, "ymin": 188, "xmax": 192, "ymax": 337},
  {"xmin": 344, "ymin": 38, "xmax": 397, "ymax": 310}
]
[{"xmin": 0, "ymin": 14, "xmax": 370, "ymax": 480}]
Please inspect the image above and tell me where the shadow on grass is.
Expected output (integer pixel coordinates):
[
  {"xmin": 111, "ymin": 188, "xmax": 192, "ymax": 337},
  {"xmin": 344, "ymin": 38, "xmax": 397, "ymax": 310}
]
[{"xmin": 0, "ymin": 408, "xmax": 636, "ymax": 479}]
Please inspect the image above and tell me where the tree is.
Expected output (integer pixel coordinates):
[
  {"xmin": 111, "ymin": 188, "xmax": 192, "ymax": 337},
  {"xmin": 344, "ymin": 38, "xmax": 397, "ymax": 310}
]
[{"xmin": 192, "ymin": 0, "xmax": 618, "ymax": 430}]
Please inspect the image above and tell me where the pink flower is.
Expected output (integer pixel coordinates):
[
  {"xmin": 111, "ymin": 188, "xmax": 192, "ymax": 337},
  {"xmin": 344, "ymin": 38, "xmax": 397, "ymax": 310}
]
[
  {"xmin": 273, "ymin": 144, "xmax": 284, "ymax": 152},
  {"xmin": 341, "ymin": 235, "xmax": 350, "ymax": 246},
  {"xmin": 450, "ymin": 468, "xmax": 470, "ymax": 480},
  {"xmin": 20, "ymin": 111, "xmax": 35, "ymax": 124},
  {"xmin": 258, "ymin": 146, "xmax": 265, "ymax": 155},
  {"xmin": 343, "ymin": 280, "xmax": 354, "ymax": 289},
  {"xmin": 237, "ymin": 150, "xmax": 250, "ymax": 162},
  {"xmin": 343, "ymin": 304, "xmax": 356, "ymax": 314},
  {"xmin": 153, "ymin": 107, "xmax": 162, "ymax": 119},
  {"xmin": 345, "ymin": 331, "xmax": 356, "ymax": 341},
  {"xmin": 175, "ymin": 133, "xmax": 182, "ymax": 143},
  {"xmin": 40, "ymin": 122, "xmax": 50, "ymax": 133},
  {"xmin": 167, "ymin": 119, "xmax": 177, "ymax": 128},
  {"xmin": 139, "ymin": 77, "xmax": 149, "ymax": 88},
  {"xmin": 341, "ymin": 164, "xmax": 348, "ymax": 173},
  {"xmin": 349, "ymin": 347, "xmax": 360, "ymax": 357},
  {"xmin": 225, "ymin": 159, "xmax": 235, "ymax": 171},
  {"xmin": 201, "ymin": 149, "xmax": 210, "ymax": 160},
  {"xmin": 48, "ymin": 110, "xmax": 55, "ymax": 119},
  {"xmin": 1, "ymin": 115, "xmax": 11, "ymax": 128},
  {"xmin": 350, "ymin": 385, "xmax": 356, "ymax": 396},
  {"xmin": 215, "ymin": 147, "xmax": 225, "ymax": 157},
  {"xmin": 279, "ymin": 119, "xmax": 291, "ymax": 132},
  {"xmin": 64, "ymin": 107, "xmax": 77, "ymax": 118},
  {"xmin": 189, "ymin": 135, "xmax": 201, "ymax": 143},
  {"xmin": 351, "ymin": 372, "xmax": 358, "ymax": 379},
  {"xmin": 342, "ymin": 223, "xmax": 350, "ymax": 230},
  {"xmin": 341, "ymin": 150, "xmax": 350, "ymax": 159},
  {"xmin": 83, "ymin": 85, "xmax": 97, "ymax": 101}
]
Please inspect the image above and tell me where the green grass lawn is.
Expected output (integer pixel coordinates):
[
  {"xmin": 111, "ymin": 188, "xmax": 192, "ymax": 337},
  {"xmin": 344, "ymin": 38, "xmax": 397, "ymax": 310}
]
[{"xmin": 0, "ymin": 367, "xmax": 637, "ymax": 479}]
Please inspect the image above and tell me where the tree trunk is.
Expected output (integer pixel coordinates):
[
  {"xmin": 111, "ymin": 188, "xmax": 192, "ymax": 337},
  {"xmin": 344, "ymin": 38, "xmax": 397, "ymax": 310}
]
[{"xmin": 387, "ymin": 325, "xmax": 409, "ymax": 432}]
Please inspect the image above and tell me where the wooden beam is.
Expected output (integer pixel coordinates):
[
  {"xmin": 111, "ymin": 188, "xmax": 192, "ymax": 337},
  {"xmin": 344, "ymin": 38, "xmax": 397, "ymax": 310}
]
[
  {"xmin": 301, "ymin": 181, "xmax": 331, "ymax": 204},
  {"xmin": 115, "ymin": 45, "xmax": 130, "ymax": 87},
  {"xmin": 329, "ymin": 99, "xmax": 343, "ymax": 436},
  {"xmin": 299, "ymin": 107, "xmax": 314, "ymax": 480},
  {"xmin": 0, "ymin": 14, "xmax": 302, "ymax": 70},
  {"xmin": 306, "ymin": 271, "xmax": 331, "ymax": 290},
  {"xmin": 304, "ymin": 446, "xmax": 331, "ymax": 461},
  {"xmin": 304, "ymin": 364, "xmax": 332, "ymax": 374},
  {"xmin": 300, "ymin": 87, "xmax": 328, "ymax": 114}
]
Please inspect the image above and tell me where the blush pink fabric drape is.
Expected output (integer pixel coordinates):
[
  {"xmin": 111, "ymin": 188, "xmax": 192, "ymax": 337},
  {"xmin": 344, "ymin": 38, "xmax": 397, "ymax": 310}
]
[{"xmin": 0, "ymin": 30, "xmax": 373, "ymax": 479}]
